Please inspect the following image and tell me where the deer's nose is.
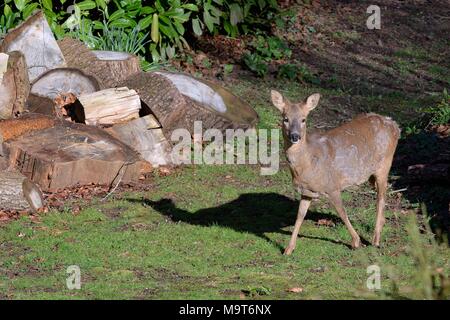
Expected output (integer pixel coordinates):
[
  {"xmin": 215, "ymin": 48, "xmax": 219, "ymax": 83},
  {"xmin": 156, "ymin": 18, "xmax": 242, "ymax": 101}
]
[{"xmin": 290, "ymin": 133, "xmax": 300, "ymax": 143}]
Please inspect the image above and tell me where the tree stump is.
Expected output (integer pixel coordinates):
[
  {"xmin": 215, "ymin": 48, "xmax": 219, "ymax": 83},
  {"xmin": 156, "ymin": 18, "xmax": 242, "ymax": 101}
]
[
  {"xmin": 4, "ymin": 121, "xmax": 144, "ymax": 191},
  {"xmin": 0, "ymin": 11, "xmax": 66, "ymax": 82},
  {"xmin": 57, "ymin": 37, "xmax": 141, "ymax": 89},
  {"xmin": 30, "ymin": 68, "xmax": 100, "ymax": 100},
  {"xmin": 0, "ymin": 171, "xmax": 44, "ymax": 212},
  {"xmin": 0, "ymin": 51, "xmax": 30, "ymax": 119}
]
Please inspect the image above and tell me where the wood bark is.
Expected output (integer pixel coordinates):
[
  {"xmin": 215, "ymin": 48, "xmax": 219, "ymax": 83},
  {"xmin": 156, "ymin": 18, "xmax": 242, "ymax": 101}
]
[
  {"xmin": 3, "ymin": 120, "xmax": 143, "ymax": 192},
  {"xmin": 106, "ymin": 114, "xmax": 173, "ymax": 167},
  {"xmin": 57, "ymin": 37, "xmax": 141, "ymax": 89},
  {"xmin": 119, "ymin": 72, "xmax": 258, "ymax": 140},
  {"xmin": 0, "ymin": 11, "xmax": 66, "ymax": 82},
  {"xmin": 0, "ymin": 114, "xmax": 55, "ymax": 142},
  {"xmin": 0, "ymin": 171, "xmax": 44, "ymax": 212},
  {"xmin": 155, "ymin": 71, "xmax": 259, "ymax": 126},
  {"xmin": 71, "ymin": 87, "xmax": 141, "ymax": 125},
  {"xmin": 0, "ymin": 51, "xmax": 30, "ymax": 119}
]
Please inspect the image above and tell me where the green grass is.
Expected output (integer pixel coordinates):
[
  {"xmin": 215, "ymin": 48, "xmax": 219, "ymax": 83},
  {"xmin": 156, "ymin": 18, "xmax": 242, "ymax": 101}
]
[{"xmin": 0, "ymin": 79, "xmax": 448, "ymax": 300}]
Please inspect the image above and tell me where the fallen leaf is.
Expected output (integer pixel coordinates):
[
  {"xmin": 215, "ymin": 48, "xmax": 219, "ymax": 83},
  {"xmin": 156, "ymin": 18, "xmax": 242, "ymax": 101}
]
[{"xmin": 287, "ymin": 287, "xmax": 304, "ymax": 293}]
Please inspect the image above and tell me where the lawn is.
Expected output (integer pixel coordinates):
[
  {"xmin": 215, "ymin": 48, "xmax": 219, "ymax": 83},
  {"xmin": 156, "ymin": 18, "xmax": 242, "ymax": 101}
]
[{"xmin": 0, "ymin": 78, "xmax": 448, "ymax": 300}]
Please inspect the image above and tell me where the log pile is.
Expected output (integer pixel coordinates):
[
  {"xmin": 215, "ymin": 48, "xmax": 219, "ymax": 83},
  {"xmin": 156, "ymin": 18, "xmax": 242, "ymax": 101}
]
[{"xmin": 0, "ymin": 10, "xmax": 259, "ymax": 211}]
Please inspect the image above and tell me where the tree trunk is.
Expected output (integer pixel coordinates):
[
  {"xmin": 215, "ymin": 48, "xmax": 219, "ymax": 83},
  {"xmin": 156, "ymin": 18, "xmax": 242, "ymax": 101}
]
[
  {"xmin": 119, "ymin": 72, "xmax": 258, "ymax": 140},
  {"xmin": 0, "ymin": 171, "xmax": 44, "ymax": 212},
  {"xmin": 0, "ymin": 11, "xmax": 66, "ymax": 82},
  {"xmin": 30, "ymin": 68, "xmax": 100, "ymax": 101},
  {"xmin": 71, "ymin": 87, "xmax": 141, "ymax": 125},
  {"xmin": 57, "ymin": 37, "xmax": 141, "ymax": 89},
  {"xmin": 0, "ymin": 51, "xmax": 30, "ymax": 119}
]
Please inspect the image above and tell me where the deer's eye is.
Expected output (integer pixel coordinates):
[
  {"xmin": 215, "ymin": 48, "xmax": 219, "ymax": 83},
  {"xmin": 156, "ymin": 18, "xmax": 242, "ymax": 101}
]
[
  {"xmin": 301, "ymin": 119, "xmax": 306, "ymax": 123},
  {"xmin": 283, "ymin": 118, "xmax": 289, "ymax": 123}
]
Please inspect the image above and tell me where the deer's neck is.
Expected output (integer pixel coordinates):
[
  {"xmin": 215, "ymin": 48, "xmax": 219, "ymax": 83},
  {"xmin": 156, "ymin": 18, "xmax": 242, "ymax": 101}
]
[{"xmin": 285, "ymin": 135, "xmax": 313, "ymax": 169}]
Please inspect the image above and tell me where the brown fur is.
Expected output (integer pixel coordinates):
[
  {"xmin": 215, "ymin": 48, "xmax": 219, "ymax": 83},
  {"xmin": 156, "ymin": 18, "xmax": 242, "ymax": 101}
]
[{"xmin": 271, "ymin": 90, "xmax": 400, "ymax": 255}]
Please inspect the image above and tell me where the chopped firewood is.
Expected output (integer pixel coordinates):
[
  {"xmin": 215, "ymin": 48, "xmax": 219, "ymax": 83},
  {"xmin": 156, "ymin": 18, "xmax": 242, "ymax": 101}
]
[
  {"xmin": 119, "ymin": 72, "xmax": 259, "ymax": 140},
  {"xmin": 26, "ymin": 93, "xmax": 56, "ymax": 116},
  {"xmin": 0, "ymin": 51, "xmax": 30, "ymax": 119},
  {"xmin": 30, "ymin": 68, "xmax": 100, "ymax": 101},
  {"xmin": 0, "ymin": 11, "xmax": 66, "ymax": 82},
  {"xmin": 105, "ymin": 114, "xmax": 173, "ymax": 166},
  {"xmin": 57, "ymin": 38, "xmax": 141, "ymax": 89},
  {"xmin": 70, "ymin": 87, "xmax": 141, "ymax": 125},
  {"xmin": 3, "ymin": 120, "xmax": 144, "ymax": 191},
  {"xmin": 0, "ymin": 171, "xmax": 44, "ymax": 212}
]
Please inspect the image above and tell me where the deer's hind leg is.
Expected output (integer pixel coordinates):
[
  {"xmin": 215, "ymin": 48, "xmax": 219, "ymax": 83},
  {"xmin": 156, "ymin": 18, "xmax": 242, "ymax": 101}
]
[
  {"xmin": 329, "ymin": 191, "xmax": 361, "ymax": 249},
  {"xmin": 372, "ymin": 170, "xmax": 389, "ymax": 247}
]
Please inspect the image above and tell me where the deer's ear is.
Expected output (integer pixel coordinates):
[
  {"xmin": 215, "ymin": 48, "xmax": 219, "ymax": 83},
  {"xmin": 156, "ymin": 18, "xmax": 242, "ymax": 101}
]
[
  {"xmin": 305, "ymin": 93, "xmax": 321, "ymax": 112},
  {"xmin": 271, "ymin": 90, "xmax": 286, "ymax": 112}
]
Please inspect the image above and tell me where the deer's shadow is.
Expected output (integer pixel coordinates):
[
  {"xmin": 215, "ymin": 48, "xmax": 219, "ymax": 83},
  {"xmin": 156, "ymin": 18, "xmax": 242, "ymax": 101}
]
[{"xmin": 127, "ymin": 193, "xmax": 363, "ymax": 251}]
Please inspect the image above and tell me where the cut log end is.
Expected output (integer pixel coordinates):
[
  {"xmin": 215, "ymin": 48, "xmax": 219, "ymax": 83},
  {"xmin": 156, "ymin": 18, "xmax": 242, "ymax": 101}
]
[{"xmin": 0, "ymin": 171, "xmax": 44, "ymax": 212}]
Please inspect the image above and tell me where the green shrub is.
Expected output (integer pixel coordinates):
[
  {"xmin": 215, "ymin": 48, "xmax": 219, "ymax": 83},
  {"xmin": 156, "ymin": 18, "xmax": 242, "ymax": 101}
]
[
  {"xmin": 243, "ymin": 35, "xmax": 291, "ymax": 77},
  {"xmin": 0, "ymin": 0, "xmax": 279, "ymax": 63},
  {"xmin": 424, "ymin": 89, "xmax": 450, "ymax": 127}
]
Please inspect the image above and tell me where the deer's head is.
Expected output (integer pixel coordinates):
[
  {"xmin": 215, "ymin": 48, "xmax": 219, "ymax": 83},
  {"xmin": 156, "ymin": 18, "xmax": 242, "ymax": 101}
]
[{"xmin": 270, "ymin": 90, "xmax": 320, "ymax": 145}]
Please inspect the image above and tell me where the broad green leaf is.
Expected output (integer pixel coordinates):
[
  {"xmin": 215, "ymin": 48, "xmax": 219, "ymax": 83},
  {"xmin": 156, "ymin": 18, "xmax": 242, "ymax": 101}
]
[
  {"xmin": 151, "ymin": 13, "xmax": 159, "ymax": 43},
  {"xmin": 4, "ymin": 4, "xmax": 13, "ymax": 18},
  {"xmin": 14, "ymin": 0, "xmax": 27, "ymax": 11},
  {"xmin": 77, "ymin": 1, "xmax": 96, "ymax": 11},
  {"xmin": 140, "ymin": 6, "xmax": 156, "ymax": 14},
  {"xmin": 192, "ymin": 18, "xmax": 202, "ymax": 36},
  {"xmin": 22, "ymin": 2, "xmax": 38, "ymax": 19},
  {"xmin": 229, "ymin": 3, "xmax": 243, "ymax": 26},
  {"xmin": 203, "ymin": 10, "xmax": 214, "ymax": 33},
  {"xmin": 95, "ymin": 0, "xmax": 107, "ymax": 10},
  {"xmin": 92, "ymin": 20, "xmax": 104, "ymax": 29},
  {"xmin": 109, "ymin": 9, "xmax": 125, "ymax": 21},
  {"xmin": 138, "ymin": 15, "xmax": 152, "ymax": 30},
  {"xmin": 41, "ymin": 0, "xmax": 52, "ymax": 11},
  {"xmin": 181, "ymin": 3, "xmax": 198, "ymax": 11},
  {"xmin": 109, "ymin": 17, "xmax": 136, "ymax": 28},
  {"xmin": 173, "ymin": 21, "xmax": 184, "ymax": 35}
]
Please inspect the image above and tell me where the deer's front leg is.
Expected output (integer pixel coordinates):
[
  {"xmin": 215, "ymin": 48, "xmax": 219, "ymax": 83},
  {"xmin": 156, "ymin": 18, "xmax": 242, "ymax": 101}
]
[{"xmin": 284, "ymin": 196, "xmax": 311, "ymax": 255}]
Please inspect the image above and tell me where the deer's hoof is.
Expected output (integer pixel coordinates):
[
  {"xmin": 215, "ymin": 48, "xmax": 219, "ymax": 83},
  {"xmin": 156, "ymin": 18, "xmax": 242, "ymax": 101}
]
[
  {"xmin": 283, "ymin": 246, "xmax": 294, "ymax": 255},
  {"xmin": 372, "ymin": 236, "xmax": 381, "ymax": 247},
  {"xmin": 351, "ymin": 238, "xmax": 361, "ymax": 249}
]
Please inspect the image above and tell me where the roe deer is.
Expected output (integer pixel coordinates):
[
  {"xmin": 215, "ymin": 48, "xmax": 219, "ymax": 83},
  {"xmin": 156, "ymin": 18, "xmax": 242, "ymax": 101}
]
[{"xmin": 270, "ymin": 90, "xmax": 400, "ymax": 255}]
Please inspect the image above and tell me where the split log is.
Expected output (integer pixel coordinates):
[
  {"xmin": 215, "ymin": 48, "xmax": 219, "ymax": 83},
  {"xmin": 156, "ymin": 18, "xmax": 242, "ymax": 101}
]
[
  {"xmin": 0, "ymin": 171, "xmax": 44, "ymax": 212},
  {"xmin": 3, "ymin": 120, "xmax": 144, "ymax": 191},
  {"xmin": 0, "ymin": 51, "xmax": 30, "ymax": 119},
  {"xmin": 0, "ymin": 11, "xmax": 66, "ymax": 82},
  {"xmin": 30, "ymin": 68, "xmax": 100, "ymax": 100},
  {"xmin": 71, "ymin": 87, "xmax": 141, "ymax": 125},
  {"xmin": 57, "ymin": 37, "xmax": 141, "ymax": 89},
  {"xmin": 106, "ymin": 114, "xmax": 173, "ymax": 167},
  {"xmin": 119, "ymin": 72, "xmax": 259, "ymax": 140}
]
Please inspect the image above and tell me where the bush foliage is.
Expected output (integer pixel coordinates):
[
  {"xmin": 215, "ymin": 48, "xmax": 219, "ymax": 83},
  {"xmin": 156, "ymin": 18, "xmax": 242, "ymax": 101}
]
[{"xmin": 0, "ymin": 0, "xmax": 278, "ymax": 63}]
